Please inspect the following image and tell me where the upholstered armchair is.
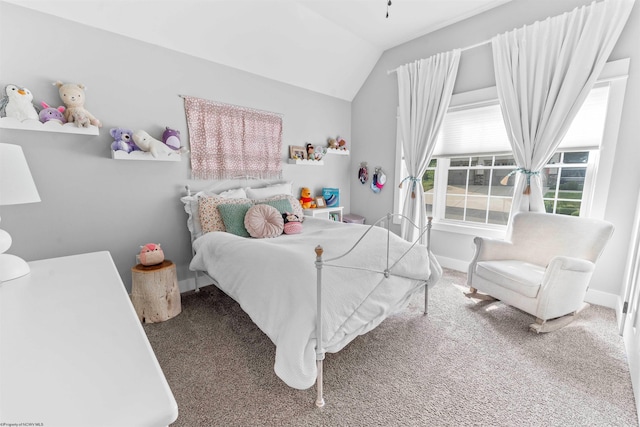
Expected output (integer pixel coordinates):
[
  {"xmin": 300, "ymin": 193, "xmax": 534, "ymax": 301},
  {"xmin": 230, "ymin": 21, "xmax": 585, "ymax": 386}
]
[{"xmin": 466, "ymin": 212, "xmax": 614, "ymax": 333}]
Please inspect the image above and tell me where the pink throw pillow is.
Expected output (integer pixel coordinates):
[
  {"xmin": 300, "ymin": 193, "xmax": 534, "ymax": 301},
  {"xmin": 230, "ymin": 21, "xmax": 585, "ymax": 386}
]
[{"xmin": 244, "ymin": 204, "xmax": 284, "ymax": 238}]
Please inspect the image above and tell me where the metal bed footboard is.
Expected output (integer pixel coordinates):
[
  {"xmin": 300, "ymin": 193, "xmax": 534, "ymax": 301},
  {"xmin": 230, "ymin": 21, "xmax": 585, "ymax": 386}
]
[{"xmin": 313, "ymin": 213, "xmax": 435, "ymax": 408}]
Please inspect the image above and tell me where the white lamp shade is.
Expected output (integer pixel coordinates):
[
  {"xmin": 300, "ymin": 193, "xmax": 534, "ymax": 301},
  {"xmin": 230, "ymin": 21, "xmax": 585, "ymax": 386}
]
[
  {"xmin": 0, "ymin": 143, "xmax": 41, "ymax": 206},
  {"xmin": 0, "ymin": 143, "xmax": 40, "ymax": 282}
]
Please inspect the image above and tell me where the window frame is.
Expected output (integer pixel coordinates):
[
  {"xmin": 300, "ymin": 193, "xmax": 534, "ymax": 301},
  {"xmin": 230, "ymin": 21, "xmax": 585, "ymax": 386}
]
[{"xmin": 393, "ymin": 58, "xmax": 630, "ymax": 238}]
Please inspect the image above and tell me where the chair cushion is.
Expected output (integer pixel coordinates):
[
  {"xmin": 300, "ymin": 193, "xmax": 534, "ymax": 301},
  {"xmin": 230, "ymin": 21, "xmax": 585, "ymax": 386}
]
[{"xmin": 475, "ymin": 260, "xmax": 545, "ymax": 298}]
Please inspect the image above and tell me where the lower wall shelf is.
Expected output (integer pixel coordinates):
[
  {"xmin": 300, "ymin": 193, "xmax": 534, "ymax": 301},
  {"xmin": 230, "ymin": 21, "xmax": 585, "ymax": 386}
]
[
  {"xmin": 287, "ymin": 158, "xmax": 324, "ymax": 165},
  {"xmin": 111, "ymin": 150, "xmax": 181, "ymax": 161}
]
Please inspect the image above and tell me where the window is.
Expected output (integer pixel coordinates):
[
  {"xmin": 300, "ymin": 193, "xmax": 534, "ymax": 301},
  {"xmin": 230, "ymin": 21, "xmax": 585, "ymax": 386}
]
[
  {"xmin": 440, "ymin": 155, "xmax": 515, "ymax": 225},
  {"xmin": 543, "ymin": 151, "xmax": 593, "ymax": 216},
  {"xmin": 395, "ymin": 58, "xmax": 630, "ymax": 232},
  {"xmin": 426, "ymin": 151, "xmax": 594, "ymax": 226}
]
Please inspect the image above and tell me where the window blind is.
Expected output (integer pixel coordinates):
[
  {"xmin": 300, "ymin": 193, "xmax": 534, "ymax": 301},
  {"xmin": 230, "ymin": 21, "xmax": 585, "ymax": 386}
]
[{"xmin": 432, "ymin": 85, "xmax": 610, "ymax": 157}]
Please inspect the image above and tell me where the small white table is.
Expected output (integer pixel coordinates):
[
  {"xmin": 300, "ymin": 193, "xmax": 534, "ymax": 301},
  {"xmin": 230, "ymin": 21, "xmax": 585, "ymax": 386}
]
[
  {"xmin": 0, "ymin": 251, "xmax": 178, "ymax": 427},
  {"xmin": 303, "ymin": 206, "xmax": 344, "ymax": 222}
]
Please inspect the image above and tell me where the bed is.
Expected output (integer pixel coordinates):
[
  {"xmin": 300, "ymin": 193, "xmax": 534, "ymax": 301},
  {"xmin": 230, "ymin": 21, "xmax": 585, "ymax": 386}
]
[{"xmin": 181, "ymin": 180, "xmax": 442, "ymax": 406}]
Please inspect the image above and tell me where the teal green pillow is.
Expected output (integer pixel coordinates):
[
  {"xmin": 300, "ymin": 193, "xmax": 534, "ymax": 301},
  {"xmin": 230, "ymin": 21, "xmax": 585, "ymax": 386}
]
[
  {"xmin": 258, "ymin": 198, "xmax": 293, "ymax": 214},
  {"xmin": 217, "ymin": 203, "xmax": 252, "ymax": 237}
]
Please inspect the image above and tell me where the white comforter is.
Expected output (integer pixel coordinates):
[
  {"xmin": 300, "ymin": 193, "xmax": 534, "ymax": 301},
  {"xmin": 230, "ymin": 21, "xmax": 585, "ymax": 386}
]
[{"xmin": 190, "ymin": 217, "xmax": 441, "ymax": 390}]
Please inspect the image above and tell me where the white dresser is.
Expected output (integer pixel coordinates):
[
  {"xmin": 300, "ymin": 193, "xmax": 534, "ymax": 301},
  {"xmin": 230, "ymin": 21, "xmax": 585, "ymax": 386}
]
[{"xmin": 0, "ymin": 251, "xmax": 178, "ymax": 427}]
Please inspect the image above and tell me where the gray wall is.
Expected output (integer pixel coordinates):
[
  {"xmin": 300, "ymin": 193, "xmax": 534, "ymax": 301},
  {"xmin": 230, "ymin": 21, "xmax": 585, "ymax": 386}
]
[
  {"xmin": 2, "ymin": 0, "xmax": 638, "ymax": 304},
  {"xmin": 352, "ymin": 0, "xmax": 640, "ymax": 301},
  {"xmin": 0, "ymin": 2, "xmax": 351, "ymax": 290}
]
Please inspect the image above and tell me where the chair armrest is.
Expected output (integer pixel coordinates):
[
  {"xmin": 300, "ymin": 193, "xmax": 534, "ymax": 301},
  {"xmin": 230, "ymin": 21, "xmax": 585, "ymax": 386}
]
[
  {"xmin": 470, "ymin": 237, "xmax": 515, "ymax": 262},
  {"xmin": 547, "ymin": 256, "xmax": 595, "ymax": 274},
  {"xmin": 536, "ymin": 256, "xmax": 596, "ymax": 320}
]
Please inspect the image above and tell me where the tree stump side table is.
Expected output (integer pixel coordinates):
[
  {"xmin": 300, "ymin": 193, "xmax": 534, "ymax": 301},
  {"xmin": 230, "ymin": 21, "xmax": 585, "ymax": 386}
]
[{"xmin": 131, "ymin": 260, "xmax": 181, "ymax": 323}]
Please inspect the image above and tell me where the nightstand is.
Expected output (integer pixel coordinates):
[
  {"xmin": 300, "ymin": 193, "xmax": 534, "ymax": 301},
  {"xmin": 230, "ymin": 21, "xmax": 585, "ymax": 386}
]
[
  {"xmin": 0, "ymin": 251, "xmax": 178, "ymax": 426},
  {"xmin": 303, "ymin": 206, "xmax": 344, "ymax": 222},
  {"xmin": 131, "ymin": 260, "xmax": 181, "ymax": 323}
]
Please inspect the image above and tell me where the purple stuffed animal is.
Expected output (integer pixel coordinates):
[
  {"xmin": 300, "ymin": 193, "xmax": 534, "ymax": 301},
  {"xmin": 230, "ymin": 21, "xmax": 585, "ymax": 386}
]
[
  {"xmin": 39, "ymin": 101, "xmax": 66, "ymax": 124},
  {"xmin": 110, "ymin": 127, "xmax": 137, "ymax": 153},
  {"xmin": 162, "ymin": 127, "xmax": 181, "ymax": 150}
]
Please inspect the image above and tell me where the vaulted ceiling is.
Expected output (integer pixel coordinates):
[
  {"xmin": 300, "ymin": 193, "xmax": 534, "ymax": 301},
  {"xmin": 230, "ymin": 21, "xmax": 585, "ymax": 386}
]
[{"xmin": 5, "ymin": 0, "xmax": 512, "ymax": 101}]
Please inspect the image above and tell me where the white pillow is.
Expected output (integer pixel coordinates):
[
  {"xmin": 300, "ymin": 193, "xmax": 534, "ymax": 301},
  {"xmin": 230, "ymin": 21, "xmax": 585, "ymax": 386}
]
[
  {"xmin": 219, "ymin": 187, "xmax": 248, "ymax": 199},
  {"xmin": 246, "ymin": 182, "xmax": 293, "ymax": 199},
  {"xmin": 253, "ymin": 194, "xmax": 304, "ymax": 219}
]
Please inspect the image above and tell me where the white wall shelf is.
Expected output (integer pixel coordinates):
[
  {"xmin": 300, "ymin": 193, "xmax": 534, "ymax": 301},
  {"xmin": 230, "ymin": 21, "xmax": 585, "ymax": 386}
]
[
  {"xmin": 287, "ymin": 158, "xmax": 324, "ymax": 165},
  {"xmin": 325, "ymin": 148, "xmax": 349, "ymax": 156},
  {"xmin": 0, "ymin": 117, "xmax": 100, "ymax": 135},
  {"xmin": 112, "ymin": 150, "xmax": 181, "ymax": 162}
]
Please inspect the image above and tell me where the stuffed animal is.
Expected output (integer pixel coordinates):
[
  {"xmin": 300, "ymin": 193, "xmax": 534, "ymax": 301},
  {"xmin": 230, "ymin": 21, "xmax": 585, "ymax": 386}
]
[
  {"xmin": 299, "ymin": 187, "xmax": 316, "ymax": 209},
  {"xmin": 133, "ymin": 129, "xmax": 180, "ymax": 158},
  {"xmin": 110, "ymin": 127, "xmax": 136, "ymax": 153},
  {"xmin": 139, "ymin": 243, "xmax": 165, "ymax": 266},
  {"xmin": 0, "ymin": 84, "xmax": 39, "ymax": 121},
  {"xmin": 53, "ymin": 81, "xmax": 101, "ymax": 128},
  {"xmin": 38, "ymin": 101, "xmax": 66, "ymax": 124},
  {"xmin": 312, "ymin": 145, "xmax": 326, "ymax": 160},
  {"xmin": 282, "ymin": 212, "xmax": 303, "ymax": 235},
  {"xmin": 327, "ymin": 137, "xmax": 338, "ymax": 150},
  {"xmin": 162, "ymin": 127, "xmax": 182, "ymax": 150},
  {"xmin": 306, "ymin": 143, "xmax": 315, "ymax": 159},
  {"xmin": 337, "ymin": 136, "xmax": 347, "ymax": 150}
]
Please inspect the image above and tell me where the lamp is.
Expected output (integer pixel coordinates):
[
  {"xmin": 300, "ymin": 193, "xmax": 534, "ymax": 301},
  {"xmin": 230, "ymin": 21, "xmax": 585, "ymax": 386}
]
[{"xmin": 0, "ymin": 143, "xmax": 41, "ymax": 282}]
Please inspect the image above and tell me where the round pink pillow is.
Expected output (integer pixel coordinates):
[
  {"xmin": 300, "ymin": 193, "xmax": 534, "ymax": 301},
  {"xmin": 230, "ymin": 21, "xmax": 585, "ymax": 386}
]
[{"xmin": 244, "ymin": 204, "xmax": 284, "ymax": 238}]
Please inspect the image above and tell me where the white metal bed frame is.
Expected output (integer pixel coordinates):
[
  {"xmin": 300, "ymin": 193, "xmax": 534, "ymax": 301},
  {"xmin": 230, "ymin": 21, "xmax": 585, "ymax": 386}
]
[
  {"xmin": 312, "ymin": 213, "xmax": 434, "ymax": 407},
  {"xmin": 183, "ymin": 184, "xmax": 436, "ymax": 408}
]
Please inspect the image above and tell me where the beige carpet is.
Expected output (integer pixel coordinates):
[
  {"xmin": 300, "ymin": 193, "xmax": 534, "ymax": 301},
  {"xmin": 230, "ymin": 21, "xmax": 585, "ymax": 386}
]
[{"xmin": 143, "ymin": 269, "xmax": 638, "ymax": 426}]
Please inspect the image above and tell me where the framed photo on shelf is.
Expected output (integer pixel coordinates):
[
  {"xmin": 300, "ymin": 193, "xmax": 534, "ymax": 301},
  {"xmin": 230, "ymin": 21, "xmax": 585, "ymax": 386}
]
[
  {"xmin": 314, "ymin": 197, "xmax": 326, "ymax": 208},
  {"xmin": 289, "ymin": 145, "xmax": 307, "ymax": 160}
]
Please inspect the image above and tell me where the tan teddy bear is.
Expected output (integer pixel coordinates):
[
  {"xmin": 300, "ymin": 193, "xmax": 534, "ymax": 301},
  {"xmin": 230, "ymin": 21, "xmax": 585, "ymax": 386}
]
[{"xmin": 53, "ymin": 81, "xmax": 101, "ymax": 128}]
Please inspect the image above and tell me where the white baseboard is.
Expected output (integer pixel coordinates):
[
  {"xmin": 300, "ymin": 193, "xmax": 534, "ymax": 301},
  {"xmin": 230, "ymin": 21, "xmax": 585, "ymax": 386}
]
[
  {"xmin": 435, "ymin": 255, "xmax": 469, "ymax": 273},
  {"xmin": 585, "ymin": 287, "xmax": 620, "ymax": 310},
  {"xmin": 179, "ymin": 277, "xmax": 196, "ymax": 293},
  {"xmin": 179, "ymin": 274, "xmax": 216, "ymax": 294}
]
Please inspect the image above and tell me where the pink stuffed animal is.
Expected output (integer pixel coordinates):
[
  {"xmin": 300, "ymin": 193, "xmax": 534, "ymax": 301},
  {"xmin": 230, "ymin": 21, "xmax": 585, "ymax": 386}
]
[{"xmin": 139, "ymin": 243, "xmax": 165, "ymax": 266}]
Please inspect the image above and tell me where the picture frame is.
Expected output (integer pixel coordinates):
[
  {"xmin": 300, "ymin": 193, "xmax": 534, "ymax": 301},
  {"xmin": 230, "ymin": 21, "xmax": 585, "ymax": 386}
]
[
  {"xmin": 289, "ymin": 145, "xmax": 307, "ymax": 160},
  {"xmin": 314, "ymin": 197, "xmax": 326, "ymax": 208}
]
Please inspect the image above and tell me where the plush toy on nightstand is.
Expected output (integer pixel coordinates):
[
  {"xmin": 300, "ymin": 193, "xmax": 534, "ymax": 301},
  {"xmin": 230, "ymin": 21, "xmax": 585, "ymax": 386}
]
[
  {"xmin": 299, "ymin": 187, "xmax": 316, "ymax": 209},
  {"xmin": 139, "ymin": 243, "xmax": 165, "ymax": 266}
]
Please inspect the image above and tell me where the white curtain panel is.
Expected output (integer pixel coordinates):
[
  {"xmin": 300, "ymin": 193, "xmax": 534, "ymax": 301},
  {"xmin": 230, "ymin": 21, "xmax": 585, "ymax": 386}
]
[
  {"xmin": 492, "ymin": 0, "xmax": 634, "ymax": 224},
  {"xmin": 397, "ymin": 49, "xmax": 460, "ymax": 244}
]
